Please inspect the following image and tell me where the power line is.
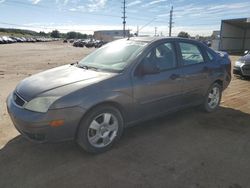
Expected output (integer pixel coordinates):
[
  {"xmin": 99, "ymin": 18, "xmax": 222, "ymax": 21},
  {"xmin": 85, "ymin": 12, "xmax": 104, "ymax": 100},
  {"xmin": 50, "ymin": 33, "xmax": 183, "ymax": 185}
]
[
  {"xmin": 138, "ymin": 18, "xmax": 157, "ymax": 33},
  {"xmin": 2, "ymin": 0, "xmax": 197, "ymax": 36},
  {"xmin": 3, "ymin": 0, "xmax": 167, "ymax": 24}
]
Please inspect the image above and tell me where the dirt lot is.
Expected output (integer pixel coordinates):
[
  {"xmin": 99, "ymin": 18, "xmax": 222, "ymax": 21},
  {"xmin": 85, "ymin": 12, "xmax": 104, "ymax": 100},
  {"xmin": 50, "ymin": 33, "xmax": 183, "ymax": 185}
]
[{"xmin": 0, "ymin": 42, "xmax": 250, "ymax": 188}]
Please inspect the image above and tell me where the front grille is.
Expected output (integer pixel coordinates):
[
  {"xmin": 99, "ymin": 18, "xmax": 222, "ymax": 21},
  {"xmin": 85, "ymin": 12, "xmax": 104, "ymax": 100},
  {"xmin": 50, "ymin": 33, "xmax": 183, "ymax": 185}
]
[
  {"xmin": 13, "ymin": 92, "xmax": 26, "ymax": 107},
  {"xmin": 242, "ymin": 65, "xmax": 250, "ymax": 75}
]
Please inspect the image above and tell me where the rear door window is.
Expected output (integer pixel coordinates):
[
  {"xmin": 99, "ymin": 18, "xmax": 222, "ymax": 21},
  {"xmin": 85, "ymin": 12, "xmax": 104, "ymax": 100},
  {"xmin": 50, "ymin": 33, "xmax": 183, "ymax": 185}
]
[
  {"xmin": 144, "ymin": 42, "xmax": 177, "ymax": 71},
  {"xmin": 179, "ymin": 42, "xmax": 205, "ymax": 66}
]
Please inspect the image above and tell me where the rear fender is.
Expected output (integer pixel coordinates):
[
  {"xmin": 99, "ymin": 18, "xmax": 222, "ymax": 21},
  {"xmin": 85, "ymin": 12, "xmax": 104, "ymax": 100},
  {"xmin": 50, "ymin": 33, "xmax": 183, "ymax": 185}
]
[{"xmin": 216, "ymin": 51, "xmax": 231, "ymax": 89}]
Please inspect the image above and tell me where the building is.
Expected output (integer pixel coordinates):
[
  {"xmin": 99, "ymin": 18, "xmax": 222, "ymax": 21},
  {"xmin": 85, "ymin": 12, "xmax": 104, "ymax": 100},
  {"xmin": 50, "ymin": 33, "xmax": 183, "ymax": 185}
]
[
  {"xmin": 219, "ymin": 18, "xmax": 250, "ymax": 53},
  {"xmin": 211, "ymin": 30, "xmax": 220, "ymax": 50},
  {"xmin": 94, "ymin": 30, "xmax": 130, "ymax": 42}
]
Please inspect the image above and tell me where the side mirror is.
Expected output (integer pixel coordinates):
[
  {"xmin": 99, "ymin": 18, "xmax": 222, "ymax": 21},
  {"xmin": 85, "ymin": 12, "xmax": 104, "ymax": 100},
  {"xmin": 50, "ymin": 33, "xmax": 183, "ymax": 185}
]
[
  {"xmin": 244, "ymin": 50, "xmax": 249, "ymax": 55},
  {"xmin": 139, "ymin": 58, "xmax": 159, "ymax": 76}
]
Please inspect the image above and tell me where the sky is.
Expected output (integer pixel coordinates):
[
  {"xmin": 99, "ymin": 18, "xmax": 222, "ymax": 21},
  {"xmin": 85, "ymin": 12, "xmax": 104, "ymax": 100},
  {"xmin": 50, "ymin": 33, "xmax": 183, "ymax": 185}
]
[{"xmin": 0, "ymin": 0, "xmax": 249, "ymax": 36}]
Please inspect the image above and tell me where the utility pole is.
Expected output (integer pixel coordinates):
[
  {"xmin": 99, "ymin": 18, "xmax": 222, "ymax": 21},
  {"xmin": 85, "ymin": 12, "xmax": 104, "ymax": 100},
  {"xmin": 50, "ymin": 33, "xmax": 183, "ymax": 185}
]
[
  {"xmin": 169, "ymin": 5, "xmax": 173, "ymax": 37},
  {"xmin": 136, "ymin": 25, "xmax": 139, "ymax": 36},
  {"xmin": 154, "ymin": 27, "xmax": 157, "ymax": 36},
  {"xmin": 122, "ymin": 0, "xmax": 127, "ymax": 38}
]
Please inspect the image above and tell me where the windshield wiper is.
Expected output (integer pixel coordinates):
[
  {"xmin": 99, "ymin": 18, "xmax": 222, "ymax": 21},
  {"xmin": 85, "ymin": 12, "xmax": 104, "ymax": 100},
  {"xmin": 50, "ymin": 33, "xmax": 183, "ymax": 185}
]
[
  {"xmin": 70, "ymin": 61, "xmax": 78, "ymax": 66},
  {"xmin": 78, "ymin": 64, "xmax": 98, "ymax": 71}
]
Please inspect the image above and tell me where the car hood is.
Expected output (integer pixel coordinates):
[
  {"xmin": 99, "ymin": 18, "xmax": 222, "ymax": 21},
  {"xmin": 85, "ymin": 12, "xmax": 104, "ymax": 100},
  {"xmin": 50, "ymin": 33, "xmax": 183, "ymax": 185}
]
[
  {"xmin": 16, "ymin": 65, "xmax": 113, "ymax": 101},
  {"xmin": 239, "ymin": 54, "xmax": 250, "ymax": 64}
]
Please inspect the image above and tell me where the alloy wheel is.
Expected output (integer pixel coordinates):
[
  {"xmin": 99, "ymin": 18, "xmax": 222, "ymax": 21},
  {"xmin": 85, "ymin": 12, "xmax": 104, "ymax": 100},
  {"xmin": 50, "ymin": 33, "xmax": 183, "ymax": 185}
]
[
  {"xmin": 207, "ymin": 86, "xmax": 220, "ymax": 109},
  {"xmin": 87, "ymin": 113, "xmax": 119, "ymax": 148}
]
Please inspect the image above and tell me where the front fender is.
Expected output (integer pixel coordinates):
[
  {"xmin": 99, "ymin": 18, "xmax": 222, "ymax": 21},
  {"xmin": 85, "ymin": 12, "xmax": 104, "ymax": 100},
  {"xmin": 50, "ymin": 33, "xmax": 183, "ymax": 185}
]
[{"xmin": 78, "ymin": 90, "xmax": 134, "ymax": 123}]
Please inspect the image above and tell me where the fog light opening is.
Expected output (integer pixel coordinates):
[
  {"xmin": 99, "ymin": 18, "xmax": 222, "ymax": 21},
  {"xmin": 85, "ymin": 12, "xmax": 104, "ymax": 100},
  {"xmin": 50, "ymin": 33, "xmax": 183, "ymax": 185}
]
[{"xmin": 49, "ymin": 120, "xmax": 64, "ymax": 127}]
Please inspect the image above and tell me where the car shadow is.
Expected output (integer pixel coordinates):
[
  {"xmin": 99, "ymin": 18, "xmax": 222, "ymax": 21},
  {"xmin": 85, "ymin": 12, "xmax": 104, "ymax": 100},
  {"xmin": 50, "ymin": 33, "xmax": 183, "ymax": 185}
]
[
  {"xmin": 234, "ymin": 75, "xmax": 250, "ymax": 81},
  {"xmin": 1, "ymin": 106, "xmax": 250, "ymax": 188}
]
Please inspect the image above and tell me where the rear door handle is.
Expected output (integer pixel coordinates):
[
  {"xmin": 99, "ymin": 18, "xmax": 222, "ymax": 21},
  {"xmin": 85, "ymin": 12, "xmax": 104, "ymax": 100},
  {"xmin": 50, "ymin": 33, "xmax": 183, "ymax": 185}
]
[{"xmin": 170, "ymin": 74, "xmax": 180, "ymax": 80}]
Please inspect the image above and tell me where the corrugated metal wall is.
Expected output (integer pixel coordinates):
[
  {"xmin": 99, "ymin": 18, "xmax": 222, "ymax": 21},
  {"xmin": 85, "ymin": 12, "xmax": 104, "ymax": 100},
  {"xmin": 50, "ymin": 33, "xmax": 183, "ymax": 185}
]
[{"xmin": 219, "ymin": 19, "xmax": 250, "ymax": 53}]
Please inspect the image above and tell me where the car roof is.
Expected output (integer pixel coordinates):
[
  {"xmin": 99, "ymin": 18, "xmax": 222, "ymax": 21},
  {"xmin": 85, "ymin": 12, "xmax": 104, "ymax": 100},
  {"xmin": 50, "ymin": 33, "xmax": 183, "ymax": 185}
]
[{"xmin": 129, "ymin": 36, "xmax": 199, "ymax": 44}]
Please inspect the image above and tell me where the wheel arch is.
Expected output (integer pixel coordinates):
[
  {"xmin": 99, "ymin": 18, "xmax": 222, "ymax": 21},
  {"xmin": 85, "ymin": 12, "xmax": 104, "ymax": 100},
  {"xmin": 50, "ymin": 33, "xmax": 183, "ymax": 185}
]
[
  {"xmin": 213, "ymin": 79, "xmax": 223, "ymax": 88},
  {"xmin": 75, "ymin": 100, "xmax": 126, "ymax": 139},
  {"xmin": 203, "ymin": 79, "xmax": 223, "ymax": 113},
  {"xmin": 88, "ymin": 101, "xmax": 126, "ymax": 119}
]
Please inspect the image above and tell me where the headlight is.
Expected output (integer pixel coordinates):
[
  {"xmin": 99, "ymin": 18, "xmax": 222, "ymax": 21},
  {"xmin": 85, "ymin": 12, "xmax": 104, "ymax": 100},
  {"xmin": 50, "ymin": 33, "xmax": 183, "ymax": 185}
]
[
  {"xmin": 235, "ymin": 61, "xmax": 243, "ymax": 67},
  {"xmin": 24, "ymin": 96, "xmax": 60, "ymax": 113}
]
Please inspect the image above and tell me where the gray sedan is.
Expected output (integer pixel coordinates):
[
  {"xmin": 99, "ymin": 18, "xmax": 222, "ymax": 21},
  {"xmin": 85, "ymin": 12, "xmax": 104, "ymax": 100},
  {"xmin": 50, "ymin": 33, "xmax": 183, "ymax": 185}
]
[
  {"xmin": 7, "ymin": 37, "xmax": 231, "ymax": 153},
  {"xmin": 233, "ymin": 51, "xmax": 250, "ymax": 77}
]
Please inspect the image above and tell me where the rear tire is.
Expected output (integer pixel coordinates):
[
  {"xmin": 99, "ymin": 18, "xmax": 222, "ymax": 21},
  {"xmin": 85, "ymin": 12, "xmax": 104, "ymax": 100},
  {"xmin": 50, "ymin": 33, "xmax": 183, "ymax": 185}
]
[
  {"xmin": 77, "ymin": 105, "xmax": 124, "ymax": 153},
  {"xmin": 203, "ymin": 83, "xmax": 222, "ymax": 113}
]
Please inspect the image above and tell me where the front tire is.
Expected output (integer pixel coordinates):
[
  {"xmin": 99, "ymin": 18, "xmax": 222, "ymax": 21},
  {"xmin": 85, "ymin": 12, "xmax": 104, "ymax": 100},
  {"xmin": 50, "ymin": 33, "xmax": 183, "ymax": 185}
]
[
  {"xmin": 203, "ymin": 83, "xmax": 222, "ymax": 112},
  {"xmin": 77, "ymin": 105, "xmax": 124, "ymax": 153}
]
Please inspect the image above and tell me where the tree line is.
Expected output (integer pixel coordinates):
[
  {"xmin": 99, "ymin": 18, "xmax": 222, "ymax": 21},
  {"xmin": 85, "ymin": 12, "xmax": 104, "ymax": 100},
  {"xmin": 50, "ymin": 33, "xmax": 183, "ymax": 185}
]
[
  {"xmin": 50, "ymin": 30, "xmax": 92, "ymax": 39},
  {"xmin": 0, "ymin": 28, "xmax": 92, "ymax": 39}
]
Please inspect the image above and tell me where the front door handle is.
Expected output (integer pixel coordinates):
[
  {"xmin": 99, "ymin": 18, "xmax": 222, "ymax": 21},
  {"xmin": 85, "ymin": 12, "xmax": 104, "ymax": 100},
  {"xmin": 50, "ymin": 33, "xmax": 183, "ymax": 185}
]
[{"xmin": 170, "ymin": 74, "xmax": 180, "ymax": 80}]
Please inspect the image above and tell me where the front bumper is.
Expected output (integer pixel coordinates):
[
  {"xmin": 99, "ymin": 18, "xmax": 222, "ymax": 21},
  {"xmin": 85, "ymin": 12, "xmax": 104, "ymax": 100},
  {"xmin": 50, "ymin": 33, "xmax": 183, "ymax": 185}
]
[
  {"xmin": 6, "ymin": 93, "xmax": 86, "ymax": 143},
  {"xmin": 233, "ymin": 65, "xmax": 250, "ymax": 76}
]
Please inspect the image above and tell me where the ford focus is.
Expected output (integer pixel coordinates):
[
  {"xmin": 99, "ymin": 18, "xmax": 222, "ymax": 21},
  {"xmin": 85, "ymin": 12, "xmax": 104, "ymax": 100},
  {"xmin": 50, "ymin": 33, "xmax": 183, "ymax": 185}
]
[{"xmin": 7, "ymin": 37, "xmax": 231, "ymax": 153}]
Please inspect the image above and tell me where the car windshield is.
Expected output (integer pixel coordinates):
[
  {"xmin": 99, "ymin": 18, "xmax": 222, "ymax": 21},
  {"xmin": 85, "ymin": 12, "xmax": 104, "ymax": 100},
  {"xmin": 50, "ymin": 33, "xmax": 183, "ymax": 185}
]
[{"xmin": 78, "ymin": 39, "xmax": 147, "ymax": 72}]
